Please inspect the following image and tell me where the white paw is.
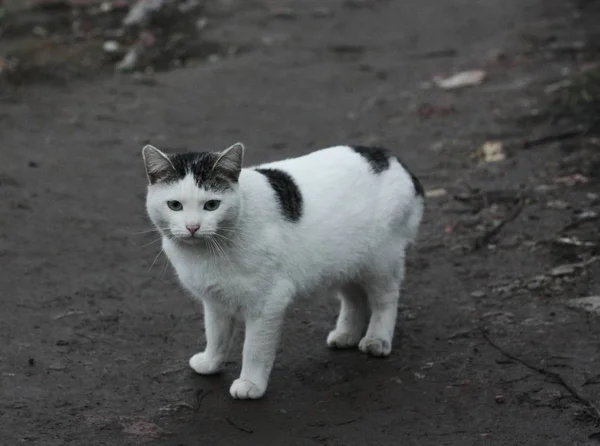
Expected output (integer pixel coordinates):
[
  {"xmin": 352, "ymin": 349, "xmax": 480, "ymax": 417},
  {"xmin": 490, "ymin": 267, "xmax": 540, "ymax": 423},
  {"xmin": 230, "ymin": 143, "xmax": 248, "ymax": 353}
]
[
  {"xmin": 326, "ymin": 330, "xmax": 361, "ymax": 349},
  {"xmin": 229, "ymin": 379, "xmax": 266, "ymax": 400},
  {"xmin": 359, "ymin": 337, "xmax": 392, "ymax": 357},
  {"xmin": 189, "ymin": 352, "xmax": 223, "ymax": 375}
]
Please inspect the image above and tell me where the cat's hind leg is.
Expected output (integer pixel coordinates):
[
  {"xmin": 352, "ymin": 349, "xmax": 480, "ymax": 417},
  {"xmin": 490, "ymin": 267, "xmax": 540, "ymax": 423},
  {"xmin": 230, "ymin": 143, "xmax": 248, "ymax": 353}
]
[
  {"xmin": 327, "ymin": 283, "xmax": 369, "ymax": 349},
  {"xmin": 358, "ymin": 245, "xmax": 406, "ymax": 357}
]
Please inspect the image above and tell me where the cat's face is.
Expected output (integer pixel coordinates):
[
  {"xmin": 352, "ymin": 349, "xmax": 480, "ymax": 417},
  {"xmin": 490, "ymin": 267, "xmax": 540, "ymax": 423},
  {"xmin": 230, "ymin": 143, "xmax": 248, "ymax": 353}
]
[{"xmin": 142, "ymin": 143, "xmax": 244, "ymax": 243}]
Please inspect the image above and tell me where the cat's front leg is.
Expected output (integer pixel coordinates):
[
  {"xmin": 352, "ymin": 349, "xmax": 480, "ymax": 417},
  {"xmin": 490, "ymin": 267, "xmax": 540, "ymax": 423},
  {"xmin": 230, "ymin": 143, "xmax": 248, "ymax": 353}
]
[
  {"xmin": 229, "ymin": 284, "xmax": 293, "ymax": 400},
  {"xmin": 189, "ymin": 300, "xmax": 235, "ymax": 375}
]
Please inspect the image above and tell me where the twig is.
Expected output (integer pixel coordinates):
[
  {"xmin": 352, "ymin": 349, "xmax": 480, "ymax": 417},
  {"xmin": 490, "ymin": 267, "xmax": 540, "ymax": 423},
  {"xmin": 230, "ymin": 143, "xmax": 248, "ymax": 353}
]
[
  {"xmin": 334, "ymin": 418, "xmax": 360, "ymax": 426},
  {"xmin": 480, "ymin": 328, "xmax": 600, "ymax": 423},
  {"xmin": 408, "ymin": 48, "xmax": 458, "ymax": 59},
  {"xmin": 194, "ymin": 389, "xmax": 211, "ymax": 412},
  {"xmin": 559, "ymin": 213, "xmax": 600, "ymax": 234},
  {"xmin": 522, "ymin": 129, "xmax": 582, "ymax": 149},
  {"xmin": 472, "ymin": 199, "xmax": 524, "ymax": 250},
  {"xmin": 226, "ymin": 417, "xmax": 254, "ymax": 434}
]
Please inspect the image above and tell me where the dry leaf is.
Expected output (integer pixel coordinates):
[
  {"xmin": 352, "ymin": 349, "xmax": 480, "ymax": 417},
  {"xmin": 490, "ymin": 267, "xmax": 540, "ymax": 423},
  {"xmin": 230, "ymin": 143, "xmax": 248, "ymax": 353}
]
[
  {"xmin": 433, "ymin": 70, "xmax": 486, "ymax": 90},
  {"xmin": 425, "ymin": 188, "xmax": 447, "ymax": 198},
  {"xmin": 481, "ymin": 141, "xmax": 506, "ymax": 163}
]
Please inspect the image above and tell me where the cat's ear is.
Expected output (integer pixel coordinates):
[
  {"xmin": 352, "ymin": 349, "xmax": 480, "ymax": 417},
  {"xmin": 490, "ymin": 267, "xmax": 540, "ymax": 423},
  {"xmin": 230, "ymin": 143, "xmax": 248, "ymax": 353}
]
[
  {"xmin": 142, "ymin": 145, "xmax": 175, "ymax": 185},
  {"xmin": 214, "ymin": 142, "xmax": 244, "ymax": 181}
]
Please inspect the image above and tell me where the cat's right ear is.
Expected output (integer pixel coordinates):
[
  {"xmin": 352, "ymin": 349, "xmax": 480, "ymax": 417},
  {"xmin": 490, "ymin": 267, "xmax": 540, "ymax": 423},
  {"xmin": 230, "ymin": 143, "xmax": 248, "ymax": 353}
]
[{"xmin": 142, "ymin": 145, "xmax": 175, "ymax": 185}]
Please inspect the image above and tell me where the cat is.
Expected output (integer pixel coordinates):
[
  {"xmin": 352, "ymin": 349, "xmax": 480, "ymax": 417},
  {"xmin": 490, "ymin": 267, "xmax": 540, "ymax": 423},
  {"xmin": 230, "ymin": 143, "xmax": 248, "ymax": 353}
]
[{"xmin": 142, "ymin": 142, "xmax": 424, "ymax": 400}]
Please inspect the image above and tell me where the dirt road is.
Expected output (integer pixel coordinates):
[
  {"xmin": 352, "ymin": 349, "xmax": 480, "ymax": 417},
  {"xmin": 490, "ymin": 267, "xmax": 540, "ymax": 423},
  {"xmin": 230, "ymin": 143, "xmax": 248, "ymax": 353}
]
[{"xmin": 1, "ymin": 0, "xmax": 599, "ymax": 445}]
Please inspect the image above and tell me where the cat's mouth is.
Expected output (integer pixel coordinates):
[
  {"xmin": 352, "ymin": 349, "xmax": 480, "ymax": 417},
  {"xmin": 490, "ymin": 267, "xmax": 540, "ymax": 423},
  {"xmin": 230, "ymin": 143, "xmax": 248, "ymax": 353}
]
[{"xmin": 171, "ymin": 232, "xmax": 210, "ymax": 245}]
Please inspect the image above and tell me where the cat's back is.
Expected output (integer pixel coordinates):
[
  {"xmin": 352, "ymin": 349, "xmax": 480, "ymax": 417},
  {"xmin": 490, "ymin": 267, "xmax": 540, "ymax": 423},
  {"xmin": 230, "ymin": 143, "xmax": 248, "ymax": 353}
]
[{"xmin": 254, "ymin": 145, "xmax": 422, "ymax": 204}]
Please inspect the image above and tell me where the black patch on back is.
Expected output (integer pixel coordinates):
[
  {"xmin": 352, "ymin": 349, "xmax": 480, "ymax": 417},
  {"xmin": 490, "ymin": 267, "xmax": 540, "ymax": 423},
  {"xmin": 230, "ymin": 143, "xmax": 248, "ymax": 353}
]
[
  {"xmin": 394, "ymin": 156, "xmax": 424, "ymax": 197},
  {"xmin": 158, "ymin": 152, "xmax": 236, "ymax": 191},
  {"xmin": 351, "ymin": 145, "xmax": 424, "ymax": 197},
  {"xmin": 351, "ymin": 145, "xmax": 390, "ymax": 173},
  {"xmin": 255, "ymin": 168, "xmax": 303, "ymax": 222}
]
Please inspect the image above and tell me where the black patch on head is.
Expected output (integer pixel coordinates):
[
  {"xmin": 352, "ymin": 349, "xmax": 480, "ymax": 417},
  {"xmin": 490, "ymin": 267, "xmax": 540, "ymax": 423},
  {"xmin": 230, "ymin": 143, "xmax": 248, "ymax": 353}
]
[
  {"xmin": 351, "ymin": 145, "xmax": 390, "ymax": 174},
  {"xmin": 394, "ymin": 156, "xmax": 424, "ymax": 197},
  {"xmin": 255, "ymin": 168, "xmax": 303, "ymax": 222},
  {"xmin": 149, "ymin": 152, "xmax": 237, "ymax": 191}
]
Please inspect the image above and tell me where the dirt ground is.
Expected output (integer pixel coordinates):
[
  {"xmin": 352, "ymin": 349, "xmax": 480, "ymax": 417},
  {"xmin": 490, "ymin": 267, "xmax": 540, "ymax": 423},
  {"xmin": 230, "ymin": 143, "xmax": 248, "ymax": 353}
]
[{"xmin": 1, "ymin": 0, "xmax": 600, "ymax": 445}]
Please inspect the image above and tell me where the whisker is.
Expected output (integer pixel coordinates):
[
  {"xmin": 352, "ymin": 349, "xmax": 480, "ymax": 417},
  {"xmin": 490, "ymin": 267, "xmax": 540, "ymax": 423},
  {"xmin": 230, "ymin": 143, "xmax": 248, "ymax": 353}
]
[
  {"xmin": 160, "ymin": 255, "xmax": 170, "ymax": 278},
  {"xmin": 118, "ymin": 226, "xmax": 171, "ymax": 235},
  {"xmin": 213, "ymin": 232, "xmax": 246, "ymax": 251},
  {"xmin": 212, "ymin": 236, "xmax": 233, "ymax": 267},
  {"xmin": 148, "ymin": 249, "xmax": 164, "ymax": 272},
  {"xmin": 138, "ymin": 237, "xmax": 163, "ymax": 249}
]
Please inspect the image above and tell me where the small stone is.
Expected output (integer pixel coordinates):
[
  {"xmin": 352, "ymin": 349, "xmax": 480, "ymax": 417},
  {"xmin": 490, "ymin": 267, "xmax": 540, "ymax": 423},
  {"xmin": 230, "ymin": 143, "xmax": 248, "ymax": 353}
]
[
  {"xmin": 495, "ymin": 395, "xmax": 505, "ymax": 404},
  {"xmin": 28, "ymin": 358, "xmax": 35, "ymax": 366},
  {"xmin": 103, "ymin": 41, "xmax": 120, "ymax": 53},
  {"xmin": 471, "ymin": 290, "xmax": 486, "ymax": 299}
]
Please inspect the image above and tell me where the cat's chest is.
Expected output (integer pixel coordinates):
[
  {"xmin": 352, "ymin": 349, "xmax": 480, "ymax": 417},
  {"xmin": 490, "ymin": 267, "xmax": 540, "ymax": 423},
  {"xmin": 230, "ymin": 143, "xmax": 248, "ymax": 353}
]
[{"xmin": 163, "ymin": 240, "xmax": 261, "ymax": 309}]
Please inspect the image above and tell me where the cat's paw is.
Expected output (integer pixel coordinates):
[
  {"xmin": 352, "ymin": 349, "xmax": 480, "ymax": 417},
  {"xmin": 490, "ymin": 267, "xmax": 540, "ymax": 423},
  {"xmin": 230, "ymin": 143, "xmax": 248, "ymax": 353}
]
[
  {"xmin": 359, "ymin": 337, "xmax": 392, "ymax": 357},
  {"xmin": 189, "ymin": 352, "xmax": 223, "ymax": 375},
  {"xmin": 229, "ymin": 379, "xmax": 266, "ymax": 400},
  {"xmin": 326, "ymin": 330, "xmax": 361, "ymax": 349}
]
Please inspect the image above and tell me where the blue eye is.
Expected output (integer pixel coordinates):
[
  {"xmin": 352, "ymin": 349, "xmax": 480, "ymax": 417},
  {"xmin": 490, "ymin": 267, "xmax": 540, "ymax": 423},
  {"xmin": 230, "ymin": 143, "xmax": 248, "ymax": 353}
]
[
  {"xmin": 204, "ymin": 200, "xmax": 221, "ymax": 211},
  {"xmin": 167, "ymin": 200, "xmax": 183, "ymax": 211}
]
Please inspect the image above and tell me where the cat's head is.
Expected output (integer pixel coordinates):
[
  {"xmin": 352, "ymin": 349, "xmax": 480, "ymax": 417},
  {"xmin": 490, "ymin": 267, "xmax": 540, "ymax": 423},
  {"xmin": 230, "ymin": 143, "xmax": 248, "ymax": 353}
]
[{"xmin": 142, "ymin": 143, "xmax": 244, "ymax": 243}]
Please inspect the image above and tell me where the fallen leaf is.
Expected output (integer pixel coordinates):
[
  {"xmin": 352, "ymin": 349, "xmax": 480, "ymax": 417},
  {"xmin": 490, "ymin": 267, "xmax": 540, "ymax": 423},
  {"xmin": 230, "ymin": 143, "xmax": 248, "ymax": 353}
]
[
  {"xmin": 566, "ymin": 296, "xmax": 600, "ymax": 316},
  {"xmin": 481, "ymin": 141, "xmax": 506, "ymax": 162},
  {"xmin": 425, "ymin": 188, "xmax": 447, "ymax": 198},
  {"xmin": 433, "ymin": 70, "xmax": 486, "ymax": 90},
  {"xmin": 554, "ymin": 174, "xmax": 589, "ymax": 186}
]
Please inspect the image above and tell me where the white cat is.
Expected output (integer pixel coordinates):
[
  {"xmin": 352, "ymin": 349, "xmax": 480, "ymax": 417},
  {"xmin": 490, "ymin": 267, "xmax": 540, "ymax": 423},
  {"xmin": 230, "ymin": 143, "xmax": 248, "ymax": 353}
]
[{"xmin": 142, "ymin": 142, "xmax": 424, "ymax": 400}]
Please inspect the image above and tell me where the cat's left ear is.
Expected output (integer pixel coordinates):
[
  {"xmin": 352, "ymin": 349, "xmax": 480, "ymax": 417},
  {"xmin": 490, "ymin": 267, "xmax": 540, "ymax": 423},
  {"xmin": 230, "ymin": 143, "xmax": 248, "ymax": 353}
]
[
  {"xmin": 142, "ymin": 145, "xmax": 176, "ymax": 185},
  {"xmin": 214, "ymin": 142, "xmax": 244, "ymax": 182}
]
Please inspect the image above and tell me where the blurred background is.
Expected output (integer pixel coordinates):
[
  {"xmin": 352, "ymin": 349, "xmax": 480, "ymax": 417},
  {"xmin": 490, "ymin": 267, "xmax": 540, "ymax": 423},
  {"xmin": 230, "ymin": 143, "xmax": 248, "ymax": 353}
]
[{"xmin": 1, "ymin": 1, "xmax": 599, "ymax": 445}]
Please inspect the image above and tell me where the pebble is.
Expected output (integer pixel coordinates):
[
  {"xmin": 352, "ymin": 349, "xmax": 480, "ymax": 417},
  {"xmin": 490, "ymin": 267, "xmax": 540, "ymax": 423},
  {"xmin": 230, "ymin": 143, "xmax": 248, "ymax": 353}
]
[
  {"xmin": 495, "ymin": 395, "xmax": 506, "ymax": 404},
  {"xmin": 103, "ymin": 41, "xmax": 120, "ymax": 53}
]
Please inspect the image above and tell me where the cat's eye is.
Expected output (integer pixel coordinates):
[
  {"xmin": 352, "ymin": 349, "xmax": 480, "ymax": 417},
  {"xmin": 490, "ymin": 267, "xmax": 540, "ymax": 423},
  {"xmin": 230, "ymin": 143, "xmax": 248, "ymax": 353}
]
[
  {"xmin": 204, "ymin": 200, "xmax": 221, "ymax": 211},
  {"xmin": 167, "ymin": 200, "xmax": 183, "ymax": 211}
]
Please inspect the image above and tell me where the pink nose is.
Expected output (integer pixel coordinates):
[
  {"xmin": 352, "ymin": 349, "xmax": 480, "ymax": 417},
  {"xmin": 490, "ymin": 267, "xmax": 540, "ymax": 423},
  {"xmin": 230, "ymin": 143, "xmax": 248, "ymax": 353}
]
[{"xmin": 186, "ymin": 224, "xmax": 200, "ymax": 235}]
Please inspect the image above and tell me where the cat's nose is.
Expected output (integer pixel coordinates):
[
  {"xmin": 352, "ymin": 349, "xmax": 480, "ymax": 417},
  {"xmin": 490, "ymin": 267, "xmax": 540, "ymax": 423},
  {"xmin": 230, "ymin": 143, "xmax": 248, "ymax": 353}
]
[{"xmin": 186, "ymin": 224, "xmax": 200, "ymax": 235}]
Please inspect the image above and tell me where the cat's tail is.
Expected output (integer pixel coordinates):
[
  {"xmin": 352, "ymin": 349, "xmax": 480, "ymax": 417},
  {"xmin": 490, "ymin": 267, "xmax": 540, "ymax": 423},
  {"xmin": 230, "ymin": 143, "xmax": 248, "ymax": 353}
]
[{"xmin": 404, "ymin": 194, "xmax": 424, "ymax": 246}]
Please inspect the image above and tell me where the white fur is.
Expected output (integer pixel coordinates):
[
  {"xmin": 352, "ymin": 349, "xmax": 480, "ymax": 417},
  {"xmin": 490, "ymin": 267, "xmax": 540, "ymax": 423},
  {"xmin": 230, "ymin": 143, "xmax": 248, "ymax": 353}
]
[{"xmin": 144, "ymin": 144, "xmax": 424, "ymax": 399}]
